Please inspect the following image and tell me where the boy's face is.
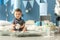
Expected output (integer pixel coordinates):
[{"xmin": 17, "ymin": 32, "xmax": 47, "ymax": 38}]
[{"xmin": 14, "ymin": 11, "xmax": 22, "ymax": 19}]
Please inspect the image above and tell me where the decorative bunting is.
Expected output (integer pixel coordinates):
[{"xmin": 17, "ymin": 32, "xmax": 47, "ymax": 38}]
[
  {"xmin": 29, "ymin": 0, "xmax": 34, "ymax": 8},
  {"xmin": 35, "ymin": 0, "xmax": 40, "ymax": 5},
  {"xmin": 11, "ymin": 0, "xmax": 14, "ymax": 6},
  {"xmin": 44, "ymin": 0, "xmax": 47, "ymax": 3},
  {"xmin": 23, "ymin": 1, "xmax": 28, "ymax": 8},
  {"xmin": 4, "ymin": 0, "xmax": 9, "ymax": 5}
]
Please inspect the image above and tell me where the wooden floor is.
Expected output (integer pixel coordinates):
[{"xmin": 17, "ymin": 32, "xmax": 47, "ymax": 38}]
[{"xmin": 0, "ymin": 34, "xmax": 60, "ymax": 40}]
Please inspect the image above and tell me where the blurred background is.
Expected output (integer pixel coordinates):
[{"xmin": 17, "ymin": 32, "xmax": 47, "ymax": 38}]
[{"xmin": 0, "ymin": 0, "xmax": 60, "ymax": 26}]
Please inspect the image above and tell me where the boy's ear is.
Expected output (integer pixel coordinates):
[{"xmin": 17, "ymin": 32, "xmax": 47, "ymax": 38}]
[{"xmin": 22, "ymin": 14, "xmax": 23, "ymax": 17}]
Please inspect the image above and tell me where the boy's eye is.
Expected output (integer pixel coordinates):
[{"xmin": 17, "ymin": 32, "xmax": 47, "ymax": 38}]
[
  {"xmin": 16, "ymin": 14, "xmax": 20, "ymax": 15},
  {"xmin": 15, "ymin": 12, "xmax": 22, "ymax": 16}
]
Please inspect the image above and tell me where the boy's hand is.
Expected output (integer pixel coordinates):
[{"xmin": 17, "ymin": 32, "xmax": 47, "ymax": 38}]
[
  {"xmin": 11, "ymin": 24, "xmax": 16, "ymax": 29},
  {"xmin": 12, "ymin": 24, "xmax": 16, "ymax": 27}
]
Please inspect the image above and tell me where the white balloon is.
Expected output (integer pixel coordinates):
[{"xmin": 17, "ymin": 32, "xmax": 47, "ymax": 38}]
[{"xmin": 26, "ymin": 9, "xmax": 29, "ymax": 13}]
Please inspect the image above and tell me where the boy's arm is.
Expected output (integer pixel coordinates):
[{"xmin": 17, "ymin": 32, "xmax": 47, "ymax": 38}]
[
  {"xmin": 21, "ymin": 24, "xmax": 27, "ymax": 32},
  {"xmin": 12, "ymin": 24, "xmax": 16, "ymax": 29},
  {"xmin": 20, "ymin": 19, "xmax": 25, "ymax": 28},
  {"xmin": 20, "ymin": 24, "xmax": 25, "ymax": 28},
  {"xmin": 12, "ymin": 19, "xmax": 16, "ymax": 28}
]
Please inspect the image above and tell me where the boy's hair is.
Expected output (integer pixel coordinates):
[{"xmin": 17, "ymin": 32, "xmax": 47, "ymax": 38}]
[{"xmin": 14, "ymin": 8, "xmax": 22, "ymax": 13}]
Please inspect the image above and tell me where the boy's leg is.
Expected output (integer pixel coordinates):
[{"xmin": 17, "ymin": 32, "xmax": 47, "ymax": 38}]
[
  {"xmin": 11, "ymin": 26, "xmax": 17, "ymax": 32},
  {"xmin": 19, "ymin": 26, "xmax": 27, "ymax": 32},
  {"xmin": 22, "ymin": 27, "xmax": 27, "ymax": 32}
]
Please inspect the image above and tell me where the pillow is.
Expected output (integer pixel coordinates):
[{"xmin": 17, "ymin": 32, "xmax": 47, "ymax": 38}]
[
  {"xmin": 26, "ymin": 25, "xmax": 36, "ymax": 31},
  {"xmin": 0, "ymin": 25, "xmax": 12, "ymax": 31},
  {"xmin": 0, "ymin": 31, "xmax": 42, "ymax": 36},
  {"xmin": 25, "ymin": 20, "xmax": 35, "ymax": 25},
  {"xmin": 0, "ymin": 20, "xmax": 11, "ymax": 26},
  {"xmin": 35, "ymin": 21, "xmax": 40, "ymax": 26}
]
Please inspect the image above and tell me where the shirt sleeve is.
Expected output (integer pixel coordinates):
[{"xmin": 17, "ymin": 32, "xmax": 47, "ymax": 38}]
[
  {"xmin": 12, "ymin": 19, "xmax": 16, "ymax": 24},
  {"xmin": 19, "ymin": 19, "xmax": 25, "ymax": 26}
]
